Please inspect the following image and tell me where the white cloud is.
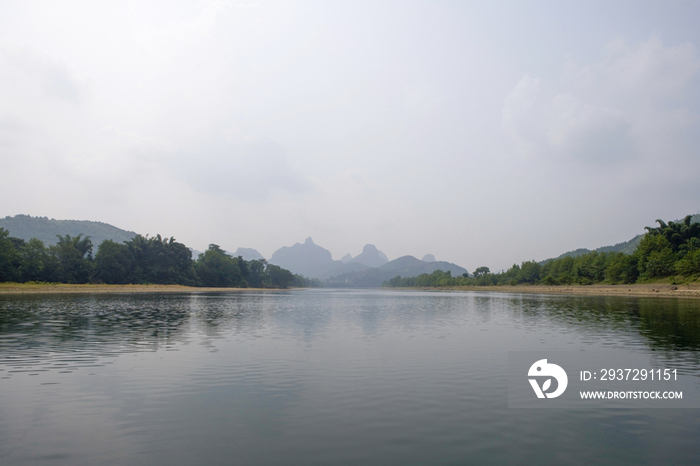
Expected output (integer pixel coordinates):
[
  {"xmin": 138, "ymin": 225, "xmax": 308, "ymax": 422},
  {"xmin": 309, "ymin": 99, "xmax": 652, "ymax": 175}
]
[
  {"xmin": 547, "ymin": 93, "xmax": 634, "ymax": 164},
  {"xmin": 0, "ymin": 43, "xmax": 87, "ymax": 104},
  {"xmin": 166, "ymin": 136, "xmax": 313, "ymax": 201},
  {"xmin": 503, "ymin": 37, "xmax": 700, "ymax": 171},
  {"xmin": 599, "ymin": 37, "xmax": 699, "ymax": 101},
  {"xmin": 501, "ymin": 76, "xmax": 547, "ymax": 158}
]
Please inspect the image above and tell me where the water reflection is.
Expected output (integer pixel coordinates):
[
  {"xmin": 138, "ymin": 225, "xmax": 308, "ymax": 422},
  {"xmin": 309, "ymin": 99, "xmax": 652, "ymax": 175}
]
[
  {"xmin": 0, "ymin": 293, "xmax": 193, "ymax": 376},
  {"xmin": 2, "ymin": 291, "xmax": 700, "ymax": 379},
  {"xmin": 1, "ymin": 290, "xmax": 700, "ymax": 466},
  {"xmin": 514, "ymin": 294, "xmax": 700, "ymax": 350}
]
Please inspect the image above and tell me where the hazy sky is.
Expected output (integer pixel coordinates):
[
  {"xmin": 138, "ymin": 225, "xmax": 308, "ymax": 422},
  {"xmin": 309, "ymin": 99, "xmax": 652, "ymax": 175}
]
[{"xmin": 2, "ymin": 0, "xmax": 699, "ymax": 272}]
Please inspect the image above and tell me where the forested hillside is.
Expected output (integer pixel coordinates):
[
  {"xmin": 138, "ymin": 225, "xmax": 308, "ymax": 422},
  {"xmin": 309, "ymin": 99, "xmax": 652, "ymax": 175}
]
[
  {"xmin": 385, "ymin": 214, "xmax": 700, "ymax": 288},
  {"xmin": 0, "ymin": 215, "xmax": 137, "ymax": 246},
  {"xmin": 541, "ymin": 213, "xmax": 700, "ymax": 263}
]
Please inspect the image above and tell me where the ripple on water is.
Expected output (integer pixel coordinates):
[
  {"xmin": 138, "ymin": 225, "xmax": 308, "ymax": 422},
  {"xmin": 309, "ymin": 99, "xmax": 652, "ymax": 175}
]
[{"xmin": 1, "ymin": 290, "xmax": 700, "ymax": 466}]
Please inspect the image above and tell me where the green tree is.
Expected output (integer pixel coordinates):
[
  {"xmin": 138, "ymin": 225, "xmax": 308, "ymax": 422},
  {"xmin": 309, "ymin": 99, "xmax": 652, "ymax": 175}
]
[
  {"xmin": 571, "ymin": 252, "xmax": 609, "ymax": 284},
  {"xmin": 124, "ymin": 235, "xmax": 196, "ymax": 285},
  {"xmin": 247, "ymin": 259, "xmax": 267, "ymax": 287},
  {"xmin": 195, "ymin": 244, "xmax": 243, "ymax": 287},
  {"xmin": 644, "ymin": 215, "xmax": 700, "ymax": 253},
  {"xmin": 542, "ymin": 274, "xmax": 558, "ymax": 285},
  {"xmin": 518, "ymin": 261, "xmax": 541, "ymax": 284},
  {"xmin": 604, "ymin": 252, "xmax": 638, "ymax": 284},
  {"xmin": 93, "ymin": 240, "xmax": 135, "ymax": 284},
  {"xmin": 18, "ymin": 238, "xmax": 52, "ymax": 282},
  {"xmin": 0, "ymin": 228, "xmax": 21, "ymax": 282},
  {"xmin": 266, "ymin": 264, "xmax": 293, "ymax": 288},
  {"xmin": 674, "ymin": 249, "xmax": 700, "ymax": 277},
  {"xmin": 50, "ymin": 234, "xmax": 93, "ymax": 283},
  {"xmin": 680, "ymin": 236, "xmax": 700, "ymax": 252},
  {"xmin": 634, "ymin": 234, "xmax": 675, "ymax": 280}
]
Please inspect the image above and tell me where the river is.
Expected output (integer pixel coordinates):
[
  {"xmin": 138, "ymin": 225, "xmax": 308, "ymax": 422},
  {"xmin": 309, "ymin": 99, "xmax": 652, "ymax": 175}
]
[{"xmin": 1, "ymin": 289, "xmax": 699, "ymax": 465}]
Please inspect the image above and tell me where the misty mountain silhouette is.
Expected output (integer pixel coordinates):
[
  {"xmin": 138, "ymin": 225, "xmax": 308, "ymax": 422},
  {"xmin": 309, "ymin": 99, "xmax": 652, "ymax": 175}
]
[
  {"xmin": 269, "ymin": 237, "xmax": 341, "ymax": 279},
  {"xmin": 233, "ymin": 247, "xmax": 264, "ymax": 261},
  {"xmin": 269, "ymin": 241, "xmax": 394, "ymax": 279},
  {"xmin": 11, "ymin": 213, "xmax": 696, "ymax": 287},
  {"xmin": 325, "ymin": 255, "xmax": 468, "ymax": 287},
  {"xmin": 349, "ymin": 244, "xmax": 389, "ymax": 268},
  {"xmin": 269, "ymin": 238, "xmax": 467, "ymax": 283}
]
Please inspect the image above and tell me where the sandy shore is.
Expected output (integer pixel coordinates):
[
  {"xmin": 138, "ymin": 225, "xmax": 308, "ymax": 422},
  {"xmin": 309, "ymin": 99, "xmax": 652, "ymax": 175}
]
[
  {"xmin": 0, "ymin": 283, "xmax": 289, "ymax": 294},
  {"xmin": 427, "ymin": 283, "xmax": 700, "ymax": 299},
  {"xmin": 2, "ymin": 282, "xmax": 700, "ymax": 299}
]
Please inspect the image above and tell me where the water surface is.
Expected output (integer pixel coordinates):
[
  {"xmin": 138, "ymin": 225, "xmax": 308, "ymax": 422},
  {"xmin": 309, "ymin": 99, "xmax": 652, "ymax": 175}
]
[{"xmin": 1, "ymin": 289, "xmax": 699, "ymax": 465}]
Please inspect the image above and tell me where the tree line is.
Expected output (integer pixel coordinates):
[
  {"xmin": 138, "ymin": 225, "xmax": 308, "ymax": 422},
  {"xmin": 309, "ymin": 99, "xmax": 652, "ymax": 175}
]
[
  {"xmin": 0, "ymin": 231, "xmax": 318, "ymax": 288},
  {"xmin": 385, "ymin": 215, "xmax": 700, "ymax": 288}
]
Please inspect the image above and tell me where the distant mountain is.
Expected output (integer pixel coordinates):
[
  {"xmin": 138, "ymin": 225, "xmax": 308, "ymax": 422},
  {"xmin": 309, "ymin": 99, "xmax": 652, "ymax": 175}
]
[
  {"xmin": 0, "ymin": 214, "xmax": 137, "ymax": 247},
  {"xmin": 325, "ymin": 268, "xmax": 386, "ymax": 288},
  {"xmin": 233, "ymin": 247, "xmax": 264, "ymax": 261},
  {"xmin": 269, "ymin": 237, "xmax": 341, "ymax": 279},
  {"xmin": 267, "ymin": 237, "xmax": 467, "ymax": 286},
  {"xmin": 318, "ymin": 261, "xmax": 371, "ymax": 280},
  {"xmin": 340, "ymin": 253, "xmax": 353, "ymax": 263},
  {"xmin": 379, "ymin": 255, "xmax": 425, "ymax": 271},
  {"xmin": 421, "ymin": 254, "xmax": 436, "ymax": 262},
  {"xmin": 326, "ymin": 255, "xmax": 468, "ymax": 287},
  {"xmin": 542, "ymin": 236, "xmax": 643, "ymax": 263},
  {"xmin": 349, "ymin": 244, "xmax": 389, "ymax": 268},
  {"xmin": 380, "ymin": 255, "xmax": 468, "ymax": 277}
]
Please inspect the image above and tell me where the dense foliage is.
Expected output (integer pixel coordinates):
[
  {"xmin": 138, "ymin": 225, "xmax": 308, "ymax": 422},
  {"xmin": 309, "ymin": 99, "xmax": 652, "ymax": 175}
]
[
  {"xmin": 0, "ymin": 229, "xmax": 313, "ymax": 288},
  {"xmin": 385, "ymin": 215, "xmax": 700, "ymax": 288},
  {"xmin": 3, "ymin": 214, "xmax": 698, "ymax": 289}
]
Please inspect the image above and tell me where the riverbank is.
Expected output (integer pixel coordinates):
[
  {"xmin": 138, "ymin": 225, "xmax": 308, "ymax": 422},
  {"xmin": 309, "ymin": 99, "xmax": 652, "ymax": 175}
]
[
  {"xmin": 419, "ymin": 283, "xmax": 700, "ymax": 299},
  {"xmin": 0, "ymin": 283, "xmax": 291, "ymax": 294},
  {"xmin": 3, "ymin": 282, "xmax": 700, "ymax": 298}
]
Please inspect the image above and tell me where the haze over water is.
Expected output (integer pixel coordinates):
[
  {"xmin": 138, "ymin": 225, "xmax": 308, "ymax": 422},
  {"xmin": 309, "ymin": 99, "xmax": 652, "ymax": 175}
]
[{"xmin": 1, "ymin": 289, "xmax": 699, "ymax": 465}]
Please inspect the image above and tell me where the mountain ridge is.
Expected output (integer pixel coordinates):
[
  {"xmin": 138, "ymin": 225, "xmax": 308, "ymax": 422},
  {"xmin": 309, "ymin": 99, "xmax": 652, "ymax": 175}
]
[
  {"xmin": 326, "ymin": 255, "xmax": 468, "ymax": 287},
  {"xmin": 268, "ymin": 237, "xmax": 341, "ymax": 279},
  {"xmin": 7, "ymin": 213, "xmax": 693, "ymax": 287},
  {"xmin": 541, "ymin": 213, "xmax": 700, "ymax": 264},
  {"xmin": 0, "ymin": 215, "xmax": 137, "ymax": 247}
]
